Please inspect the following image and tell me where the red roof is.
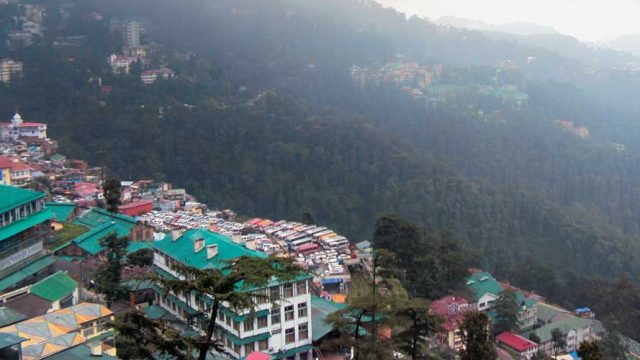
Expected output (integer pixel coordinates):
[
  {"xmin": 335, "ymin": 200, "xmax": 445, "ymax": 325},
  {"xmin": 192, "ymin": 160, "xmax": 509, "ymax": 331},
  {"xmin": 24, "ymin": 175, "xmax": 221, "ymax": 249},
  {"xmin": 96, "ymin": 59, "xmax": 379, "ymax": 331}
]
[
  {"xmin": 0, "ymin": 156, "xmax": 14, "ymax": 169},
  {"xmin": 496, "ymin": 332, "xmax": 537, "ymax": 352},
  {"xmin": 10, "ymin": 162, "xmax": 32, "ymax": 171},
  {"xmin": 18, "ymin": 122, "xmax": 46, "ymax": 127},
  {"xmin": 120, "ymin": 200, "xmax": 153, "ymax": 210}
]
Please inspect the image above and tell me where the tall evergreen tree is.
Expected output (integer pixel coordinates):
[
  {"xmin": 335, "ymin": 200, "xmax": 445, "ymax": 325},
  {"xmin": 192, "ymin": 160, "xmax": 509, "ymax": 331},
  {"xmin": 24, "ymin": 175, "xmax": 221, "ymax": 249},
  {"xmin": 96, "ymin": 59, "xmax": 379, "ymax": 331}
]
[
  {"xmin": 102, "ymin": 177, "xmax": 122, "ymax": 214},
  {"xmin": 459, "ymin": 311, "xmax": 495, "ymax": 360}
]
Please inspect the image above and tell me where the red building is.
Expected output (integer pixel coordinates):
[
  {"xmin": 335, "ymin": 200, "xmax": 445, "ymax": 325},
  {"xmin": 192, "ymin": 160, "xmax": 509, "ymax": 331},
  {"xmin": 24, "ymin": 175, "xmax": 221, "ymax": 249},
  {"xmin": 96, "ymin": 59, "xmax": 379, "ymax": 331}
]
[{"xmin": 119, "ymin": 199, "xmax": 153, "ymax": 217}]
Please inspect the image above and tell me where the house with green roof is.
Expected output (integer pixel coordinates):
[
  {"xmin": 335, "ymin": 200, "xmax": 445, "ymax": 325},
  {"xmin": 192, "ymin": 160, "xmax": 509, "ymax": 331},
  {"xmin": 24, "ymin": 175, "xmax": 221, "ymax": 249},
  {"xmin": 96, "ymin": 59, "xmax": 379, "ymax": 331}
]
[
  {"xmin": 152, "ymin": 229, "xmax": 314, "ymax": 360},
  {"xmin": 45, "ymin": 202, "xmax": 78, "ymax": 223},
  {"xmin": 467, "ymin": 272, "xmax": 539, "ymax": 329},
  {"xmin": 0, "ymin": 185, "xmax": 54, "ymax": 294},
  {"xmin": 466, "ymin": 271, "xmax": 503, "ymax": 311},
  {"xmin": 522, "ymin": 312, "xmax": 596, "ymax": 356},
  {"xmin": 29, "ymin": 271, "xmax": 78, "ymax": 310},
  {"xmin": 55, "ymin": 207, "xmax": 154, "ymax": 260}
]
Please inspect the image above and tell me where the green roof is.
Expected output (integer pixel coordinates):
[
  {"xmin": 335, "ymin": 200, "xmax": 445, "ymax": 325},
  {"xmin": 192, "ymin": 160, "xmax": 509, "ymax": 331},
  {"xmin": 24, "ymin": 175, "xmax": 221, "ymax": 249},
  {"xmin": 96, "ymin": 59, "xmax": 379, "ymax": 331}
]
[
  {"xmin": 536, "ymin": 303, "xmax": 573, "ymax": 324},
  {"xmin": 74, "ymin": 207, "xmax": 137, "ymax": 229},
  {"xmin": 69, "ymin": 221, "xmax": 145, "ymax": 256},
  {"xmin": 0, "ymin": 208, "xmax": 52, "ymax": 242},
  {"xmin": 0, "ymin": 185, "xmax": 45, "ymax": 214},
  {"xmin": 0, "ymin": 256, "xmax": 55, "ymax": 291},
  {"xmin": 29, "ymin": 271, "xmax": 77, "ymax": 302},
  {"xmin": 153, "ymin": 229, "xmax": 267, "ymax": 270},
  {"xmin": 271, "ymin": 344, "xmax": 314, "ymax": 359},
  {"xmin": 0, "ymin": 332, "xmax": 26, "ymax": 349},
  {"xmin": 45, "ymin": 202, "xmax": 76, "ymax": 222},
  {"xmin": 311, "ymin": 295, "xmax": 347, "ymax": 341},
  {"xmin": 222, "ymin": 328, "xmax": 270, "ymax": 346},
  {"xmin": 0, "ymin": 307, "xmax": 27, "ymax": 327},
  {"xmin": 143, "ymin": 305, "xmax": 177, "ymax": 321},
  {"xmin": 49, "ymin": 154, "xmax": 66, "ymax": 162},
  {"xmin": 522, "ymin": 316, "xmax": 594, "ymax": 343},
  {"xmin": 466, "ymin": 272, "xmax": 503, "ymax": 300}
]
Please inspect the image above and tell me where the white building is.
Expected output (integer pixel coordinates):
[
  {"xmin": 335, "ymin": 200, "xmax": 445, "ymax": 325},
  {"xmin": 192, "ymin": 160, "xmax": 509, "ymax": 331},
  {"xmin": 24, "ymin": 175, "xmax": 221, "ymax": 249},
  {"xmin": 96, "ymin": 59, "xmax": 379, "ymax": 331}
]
[
  {"xmin": 141, "ymin": 68, "xmax": 175, "ymax": 84},
  {"xmin": 4, "ymin": 113, "xmax": 47, "ymax": 139},
  {"xmin": 152, "ymin": 229, "xmax": 314, "ymax": 360},
  {"xmin": 125, "ymin": 21, "xmax": 141, "ymax": 49},
  {"xmin": 0, "ymin": 59, "xmax": 23, "ymax": 83},
  {"xmin": 108, "ymin": 54, "xmax": 134, "ymax": 74}
]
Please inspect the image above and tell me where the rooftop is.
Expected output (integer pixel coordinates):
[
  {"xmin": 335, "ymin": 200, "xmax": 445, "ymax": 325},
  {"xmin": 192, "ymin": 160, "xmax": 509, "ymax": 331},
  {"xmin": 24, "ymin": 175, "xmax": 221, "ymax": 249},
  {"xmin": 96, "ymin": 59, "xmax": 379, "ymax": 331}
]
[
  {"xmin": 0, "ymin": 303, "xmax": 113, "ymax": 360},
  {"xmin": 45, "ymin": 202, "xmax": 77, "ymax": 222},
  {"xmin": 0, "ymin": 185, "xmax": 45, "ymax": 214},
  {"xmin": 496, "ymin": 332, "xmax": 537, "ymax": 352},
  {"xmin": 466, "ymin": 271, "xmax": 503, "ymax": 300},
  {"xmin": 29, "ymin": 271, "xmax": 77, "ymax": 302},
  {"xmin": 0, "ymin": 208, "xmax": 52, "ymax": 242},
  {"xmin": 0, "ymin": 256, "xmax": 55, "ymax": 292},
  {"xmin": 310, "ymin": 295, "xmax": 347, "ymax": 341},
  {"xmin": 0, "ymin": 307, "xmax": 27, "ymax": 328},
  {"xmin": 153, "ymin": 228, "xmax": 267, "ymax": 270}
]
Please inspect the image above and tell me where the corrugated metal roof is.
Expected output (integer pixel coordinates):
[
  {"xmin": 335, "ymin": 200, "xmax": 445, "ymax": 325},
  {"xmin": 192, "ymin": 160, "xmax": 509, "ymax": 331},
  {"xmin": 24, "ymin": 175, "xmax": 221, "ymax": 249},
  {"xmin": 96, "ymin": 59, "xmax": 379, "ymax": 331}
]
[
  {"xmin": 0, "ymin": 185, "xmax": 44, "ymax": 214},
  {"xmin": 30, "ymin": 271, "xmax": 77, "ymax": 302},
  {"xmin": 0, "ymin": 256, "xmax": 55, "ymax": 292},
  {"xmin": 0, "ymin": 208, "xmax": 52, "ymax": 242}
]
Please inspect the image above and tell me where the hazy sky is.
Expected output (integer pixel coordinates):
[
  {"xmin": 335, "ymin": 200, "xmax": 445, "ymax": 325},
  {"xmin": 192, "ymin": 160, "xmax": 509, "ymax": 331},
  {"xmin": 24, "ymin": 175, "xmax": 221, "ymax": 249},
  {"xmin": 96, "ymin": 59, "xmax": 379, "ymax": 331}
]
[{"xmin": 376, "ymin": 0, "xmax": 640, "ymax": 42}]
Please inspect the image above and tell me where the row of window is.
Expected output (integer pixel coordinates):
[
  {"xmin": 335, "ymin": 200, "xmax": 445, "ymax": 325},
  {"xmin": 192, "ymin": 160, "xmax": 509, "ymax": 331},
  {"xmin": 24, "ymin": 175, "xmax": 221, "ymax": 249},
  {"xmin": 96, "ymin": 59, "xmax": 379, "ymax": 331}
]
[
  {"xmin": 219, "ymin": 302, "xmax": 309, "ymax": 333},
  {"xmin": 285, "ymin": 323, "xmax": 309, "ymax": 344},
  {"xmin": 253, "ymin": 281, "xmax": 308, "ymax": 305},
  {"xmin": 0, "ymin": 199, "xmax": 43, "ymax": 229}
]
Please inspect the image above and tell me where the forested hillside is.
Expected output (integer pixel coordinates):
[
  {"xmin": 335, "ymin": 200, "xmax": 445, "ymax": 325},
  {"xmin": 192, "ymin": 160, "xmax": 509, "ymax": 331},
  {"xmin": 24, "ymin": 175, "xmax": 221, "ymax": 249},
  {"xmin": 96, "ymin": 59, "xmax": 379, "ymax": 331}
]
[{"xmin": 3, "ymin": 0, "xmax": 640, "ymax": 336}]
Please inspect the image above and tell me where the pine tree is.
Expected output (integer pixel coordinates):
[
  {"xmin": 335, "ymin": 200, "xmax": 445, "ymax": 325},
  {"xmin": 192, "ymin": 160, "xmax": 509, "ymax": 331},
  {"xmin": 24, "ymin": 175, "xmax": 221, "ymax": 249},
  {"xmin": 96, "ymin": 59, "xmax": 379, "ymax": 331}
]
[
  {"xmin": 459, "ymin": 311, "xmax": 495, "ymax": 360},
  {"xmin": 102, "ymin": 177, "xmax": 122, "ymax": 213}
]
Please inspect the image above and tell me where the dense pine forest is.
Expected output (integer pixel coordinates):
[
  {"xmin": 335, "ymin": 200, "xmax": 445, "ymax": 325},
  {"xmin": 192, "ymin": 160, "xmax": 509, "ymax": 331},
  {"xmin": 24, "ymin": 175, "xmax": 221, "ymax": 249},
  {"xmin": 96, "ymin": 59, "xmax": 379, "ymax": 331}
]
[{"xmin": 3, "ymin": 0, "xmax": 640, "ymax": 339}]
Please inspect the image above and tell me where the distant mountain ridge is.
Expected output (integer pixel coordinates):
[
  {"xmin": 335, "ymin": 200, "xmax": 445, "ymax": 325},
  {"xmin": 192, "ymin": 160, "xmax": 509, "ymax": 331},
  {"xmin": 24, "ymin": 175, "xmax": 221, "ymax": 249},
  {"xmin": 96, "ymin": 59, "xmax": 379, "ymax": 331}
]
[
  {"xmin": 602, "ymin": 34, "xmax": 640, "ymax": 57},
  {"xmin": 435, "ymin": 16, "xmax": 558, "ymax": 36}
]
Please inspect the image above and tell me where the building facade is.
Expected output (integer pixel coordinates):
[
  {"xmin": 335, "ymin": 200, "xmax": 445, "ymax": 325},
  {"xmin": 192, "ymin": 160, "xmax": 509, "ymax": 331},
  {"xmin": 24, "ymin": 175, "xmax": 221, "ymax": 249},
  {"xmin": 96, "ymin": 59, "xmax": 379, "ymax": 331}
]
[
  {"xmin": 0, "ymin": 59, "xmax": 23, "ymax": 83},
  {"xmin": 152, "ymin": 229, "xmax": 314, "ymax": 359},
  {"xmin": 0, "ymin": 186, "xmax": 53, "ymax": 294}
]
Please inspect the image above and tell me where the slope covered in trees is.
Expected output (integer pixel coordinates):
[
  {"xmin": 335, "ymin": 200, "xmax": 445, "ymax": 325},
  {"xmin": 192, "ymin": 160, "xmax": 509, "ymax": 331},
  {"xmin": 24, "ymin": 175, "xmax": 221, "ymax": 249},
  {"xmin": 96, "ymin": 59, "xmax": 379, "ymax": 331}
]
[{"xmin": 3, "ymin": 0, "xmax": 640, "ymax": 335}]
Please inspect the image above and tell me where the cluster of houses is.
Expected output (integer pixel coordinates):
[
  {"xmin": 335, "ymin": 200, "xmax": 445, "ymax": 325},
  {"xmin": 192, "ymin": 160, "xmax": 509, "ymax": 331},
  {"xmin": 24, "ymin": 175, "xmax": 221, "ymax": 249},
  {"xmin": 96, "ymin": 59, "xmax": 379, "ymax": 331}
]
[
  {"xmin": 4, "ymin": 2, "xmax": 45, "ymax": 49},
  {"xmin": 430, "ymin": 270, "xmax": 604, "ymax": 359},
  {"xmin": 106, "ymin": 18, "xmax": 175, "ymax": 85}
]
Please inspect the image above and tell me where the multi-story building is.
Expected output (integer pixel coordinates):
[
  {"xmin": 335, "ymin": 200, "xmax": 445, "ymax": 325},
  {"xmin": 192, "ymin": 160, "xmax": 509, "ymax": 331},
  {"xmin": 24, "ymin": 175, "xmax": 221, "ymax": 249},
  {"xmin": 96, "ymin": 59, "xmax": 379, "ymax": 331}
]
[
  {"xmin": 125, "ymin": 21, "xmax": 141, "ymax": 49},
  {"xmin": 430, "ymin": 295, "xmax": 476, "ymax": 352},
  {"xmin": 141, "ymin": 68, "xmax": 175, "ymax": 84},
  {"xmin": 0, "ymin": 185, "xmax": 54, "ymax": 294},
  {"xmin": 152, "ymin": 229, "xmax": 314, "ymax": 359},
  {"xmin": 0, "ymin": 59, "xmax": 23, "ymax": 83},
  {"xmin": 108, "ymin": 54, "xmax": 134, "ymax": 74},
  {"xmin": 9, "ymin": 163, "xmax": 32, "ymax": 188},
  {"xmin": 0, "ymin": 157, "xmax": 12, "ymax": 185},
  {"xmin": 2, "ymin": 113, "xmax": 47, "ymax": 140}
]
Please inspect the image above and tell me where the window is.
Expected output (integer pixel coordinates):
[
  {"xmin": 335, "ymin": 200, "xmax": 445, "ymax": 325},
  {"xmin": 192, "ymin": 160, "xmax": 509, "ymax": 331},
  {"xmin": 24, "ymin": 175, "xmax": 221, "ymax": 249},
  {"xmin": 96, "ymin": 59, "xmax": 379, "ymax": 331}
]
[
  {"xmin": 298, "ymin": 323, "xmax": 309, "ymax": 341},
  {"xmin": 298, "ymin": 302, "xmax": 308, "ymax": 318},
  {"xmin": 255, "ymin": 289, "xmax": 267, "ymax": 304},
  {"xmin": 244, "ymin": 343, "xmax": 254, "ymax": 356},
  {"xmin": 297, "ymin": 281, "xmax": 307, "ymax": 295},
  {"xmin": 226, "ymin": 314, "xmax": 232, "ymax": 326},
  {"xmin": 233, "ymin": 320, "xmax": 240, "ymax": 332},
  {"xmin": 218, "ymin": 310, "xmax": 225, "ymax": 323},
  {"xmin": 244, "ymin": 318, "xmax": 254, "ymax": 332},
  {"xmin": 285, "ymin": 327, "xmax": 295, "ymax": 344},
  {"xmin": 284, "ymin": 305, "xmax": 294, "ymax": 321},
  {"xmin": 270, "ymin": 286, "xmax": 280, "ymax": 300},
  {"xmin": 233, "ymin": 344, "xmax": 240, "ymax": 354},
  {"xmin": 271, "ymin": 307, "xmax": 281, "ymax": 324},
  {"xmin": 258, "ymin": 339, "xmax": 269, "ymax": 351},
  {"xmin": 257, "ymin": 315, "xmax": 268, "ymax": 329},
  {"xmin": 284, "ymin": 283, "xmax": 294, "ymax": 298}
]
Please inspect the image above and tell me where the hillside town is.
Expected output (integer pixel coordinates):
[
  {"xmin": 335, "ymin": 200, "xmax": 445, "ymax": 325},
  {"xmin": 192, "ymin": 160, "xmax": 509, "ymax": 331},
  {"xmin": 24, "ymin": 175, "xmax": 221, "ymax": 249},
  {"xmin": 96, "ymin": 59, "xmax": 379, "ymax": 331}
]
[
  {"xmin": 1, "ymin": 0, "xmax": 640, "ymax": 360},
  {"xmin": 0, "ymin": 112, "xmax": 638, "ymax": 360}
]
